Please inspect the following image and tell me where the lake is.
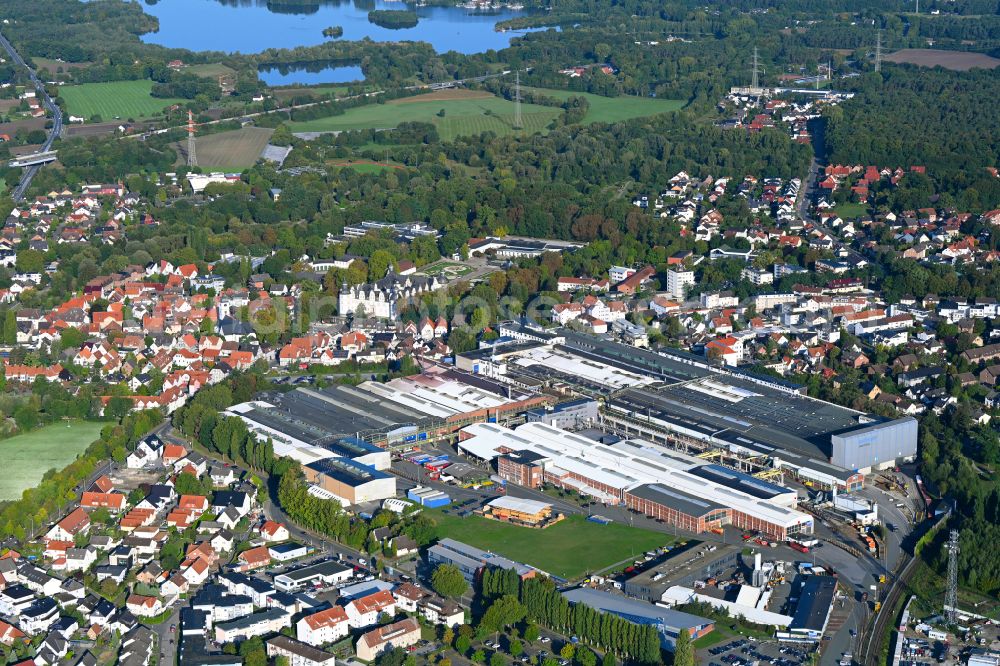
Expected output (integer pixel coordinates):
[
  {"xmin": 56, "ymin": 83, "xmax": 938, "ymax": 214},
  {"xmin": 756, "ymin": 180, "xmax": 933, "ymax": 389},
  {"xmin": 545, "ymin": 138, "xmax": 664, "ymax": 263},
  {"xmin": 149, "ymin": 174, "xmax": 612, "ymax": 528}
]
[
  {"xmin": 140, "ymin": 0, "xmax": 539, "ymax": 58},
  {"xmin": 258, "ymin": 64, "xmax": 364, "ymax": 86}
]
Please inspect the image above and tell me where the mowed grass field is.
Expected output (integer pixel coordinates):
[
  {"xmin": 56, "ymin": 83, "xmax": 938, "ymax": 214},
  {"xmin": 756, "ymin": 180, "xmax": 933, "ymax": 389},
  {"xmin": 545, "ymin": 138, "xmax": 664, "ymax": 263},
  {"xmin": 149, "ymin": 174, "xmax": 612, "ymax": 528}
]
[
  {"xmin": 420, "ymin": 261, "xmax": 475, "ymax": 278},
  {"xmin": 58, "ymin": 80, "xmax": 185, "ymax": 121},
  {"xmin": 273, "ymin": 85, "xmax": 352, "ymax": 101},
  {"xmin": 174, "ymin": 127, "xmax": 274, "ymax": 171},
  {"xmin": 526, "ymin": 87, "xmax": 685, "ymax": 124},
  {"xmin": 427, "ymin": 510, "xmax": 671, "ymax": 580},
  {"xmin": 329, "ymin": 160, "xmax": 403, "ymax": 173},
  {"xmin": 833, "ymin": 202, "xmax": 868, "ymax": 219},
  {"xmin": 186, "ymin": 63, "xmax": 237, "ymax": 79},
  {"xmin": 0, "ymin": 421, "xmax": 104, "ymax": 501},
  {"xmin": 290, "ymin": 89, "xmax": 561, "ymax": 141}
]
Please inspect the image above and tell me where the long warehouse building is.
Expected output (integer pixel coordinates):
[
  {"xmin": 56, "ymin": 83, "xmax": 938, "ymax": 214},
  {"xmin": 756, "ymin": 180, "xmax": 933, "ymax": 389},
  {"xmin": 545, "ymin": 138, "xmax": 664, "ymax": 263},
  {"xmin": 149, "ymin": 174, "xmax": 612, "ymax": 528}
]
[
  {"xmin": 457, "ymin": 421, "xmax": 814, "ymax": 540},
  {"xmin": 465, "ymin": 327, "xmax": 917, "ymax": 484}
]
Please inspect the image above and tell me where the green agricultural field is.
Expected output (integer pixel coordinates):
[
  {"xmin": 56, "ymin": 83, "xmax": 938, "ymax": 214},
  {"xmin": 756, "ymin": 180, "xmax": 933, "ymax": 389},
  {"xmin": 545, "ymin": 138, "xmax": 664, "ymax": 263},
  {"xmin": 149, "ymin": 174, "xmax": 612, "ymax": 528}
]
[
  {"xmin": 427, "ymin": 510, "xmax": 671, "ymax": 580},
  {"xmin": 0, "ymin": 421, "xmax": 104, "ymax": 501},
  {"xmin": 173, "ymin": 127, "xmax": 274, "ymax": 171},
  {"xmin": 58, "ymin": 80, "xmax": 185, "ymax": 121},
  {"xmin": 526, "ymin": 87, "xmax": 685, "ymax": 124},
  {"xmin": 290, "ymin": 91, "xmax": 561, "ymax": 141}
]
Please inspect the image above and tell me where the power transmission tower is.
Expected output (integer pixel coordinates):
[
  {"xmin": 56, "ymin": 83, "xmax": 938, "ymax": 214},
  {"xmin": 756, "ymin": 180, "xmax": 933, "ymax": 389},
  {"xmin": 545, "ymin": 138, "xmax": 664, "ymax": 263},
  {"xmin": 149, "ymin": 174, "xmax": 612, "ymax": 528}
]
[
  {"xmin": 186, "ymin": 110, "xmax": 197, "ymax": 168},
  {"xmin": 751, "ymin": 46, "xmax": 761, "ymax": 90},
  {"xmin": 945, "ymin": 529, "xmax": 959, "ymax": 623},
  {"xmin": 513, "ymin": 70, "xmax": 523, "ymax": 130},
  {"xmin": 875, "ymin": 30, "xmax": 883, "ymax": 73}
]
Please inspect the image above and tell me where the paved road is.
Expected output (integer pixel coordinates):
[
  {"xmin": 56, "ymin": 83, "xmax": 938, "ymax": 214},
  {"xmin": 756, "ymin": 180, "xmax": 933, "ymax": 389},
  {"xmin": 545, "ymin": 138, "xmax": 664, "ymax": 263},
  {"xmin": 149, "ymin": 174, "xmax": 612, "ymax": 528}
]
[
  {"xmin": 152, "ymin": 606, "xmax": 180, "ymax": 666},
  {"xmin": 0, "ymin": 28, "xmax": 63, "ymax": 201},
  {"xmin": 796, "ymin": 119, "xmax": 869, "ymax": 268}
]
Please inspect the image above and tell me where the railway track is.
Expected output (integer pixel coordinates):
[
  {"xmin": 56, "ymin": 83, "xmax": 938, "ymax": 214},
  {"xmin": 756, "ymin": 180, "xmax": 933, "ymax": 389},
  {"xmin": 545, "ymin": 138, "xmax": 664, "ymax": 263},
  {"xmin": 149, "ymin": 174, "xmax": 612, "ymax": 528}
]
[{"xmin": 859, "ymin": 553, "xmax": 918, "ymax": 666}]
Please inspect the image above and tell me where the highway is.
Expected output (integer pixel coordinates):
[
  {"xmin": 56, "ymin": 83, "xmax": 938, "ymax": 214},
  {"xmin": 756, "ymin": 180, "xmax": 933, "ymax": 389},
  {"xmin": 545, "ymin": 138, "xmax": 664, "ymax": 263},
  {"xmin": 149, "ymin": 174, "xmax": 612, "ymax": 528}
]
[{"xmin": 0, "ymin": 27, "xmax": 63, "ymax": 202}]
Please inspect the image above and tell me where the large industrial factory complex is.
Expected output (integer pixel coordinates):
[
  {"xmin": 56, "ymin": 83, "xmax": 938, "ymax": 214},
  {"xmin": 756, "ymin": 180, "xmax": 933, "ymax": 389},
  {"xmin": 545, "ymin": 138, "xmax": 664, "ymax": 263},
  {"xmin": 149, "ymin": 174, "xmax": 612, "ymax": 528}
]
[
  {"xmin": 458, "ymin": 421, "xmax": 813, "ymax": 540},
  {"xmin": 222, "ymin": 323, "xmax": 916, "ymax": 541},
  {"xmin": 223, "ymin": 365, "xmax": 551, "ymax": 506}
]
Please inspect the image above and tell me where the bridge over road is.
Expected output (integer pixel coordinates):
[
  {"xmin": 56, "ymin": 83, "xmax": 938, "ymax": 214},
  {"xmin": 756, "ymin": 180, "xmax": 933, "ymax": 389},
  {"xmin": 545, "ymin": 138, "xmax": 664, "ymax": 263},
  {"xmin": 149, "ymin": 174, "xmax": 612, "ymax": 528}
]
[
  {"xmin": 0, "ymin": 28, "xmax": 63, "ymax": 201},
  {"xmin": 8, "ymin": 150, "xmax": 58, "ymax": 168}
]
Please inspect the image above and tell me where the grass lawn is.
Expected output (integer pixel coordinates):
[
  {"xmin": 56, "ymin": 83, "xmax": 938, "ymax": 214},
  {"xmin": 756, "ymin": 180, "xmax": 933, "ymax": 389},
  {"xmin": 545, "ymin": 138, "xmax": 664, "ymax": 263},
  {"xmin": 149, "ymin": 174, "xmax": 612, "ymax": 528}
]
[
  {"xmin": 290, "ymin": 91, "xmax": 561, "ymax": 141},
  {"xmin": 0, "ymin": 421, "xmax": 104, "ymax": 501},
  {"xmin": 273, "ymin": 85, "xmax": 353, "ymax": 100},
  {"xmin": 526, "ymin": 87, "xmax": 685, "ymax": 124},
  {"xmin": 329, "ymin": 159, "xmax": 402, "ymax": 173},
  {"xmin": 58, "ymin": 80, "xmax": 185, "ymax": 121},
  {"xmin": 427, "ymin": 510, "xmax": 671, "ymax": 580},
  {"xmin": 833, "ymin": 202, "xmax": 869, "ymax": 219},
  {"xmin": 420, "ymin": 261, "xmax": 476, "ymax": 278},
  {"xmin": 694, "ymin": 627, "xmax": 732, "ymax": 649},
  {"xmin": 186, "ymin": 63, "xmax": 236, "ymax": 79}
]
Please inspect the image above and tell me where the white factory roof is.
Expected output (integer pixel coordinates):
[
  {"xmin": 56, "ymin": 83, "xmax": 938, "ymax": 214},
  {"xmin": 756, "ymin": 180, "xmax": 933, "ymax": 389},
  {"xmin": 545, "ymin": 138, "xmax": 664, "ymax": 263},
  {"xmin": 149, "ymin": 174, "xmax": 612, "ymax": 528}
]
[
  {"xmin": 661, "ymin": 586, "xmax": 792, "ymax": 627},
  {"xmin": 458, "ymin": 422, "xmax": 812, "ymax": 530},
  {"xmin": 512, "ymin": 347, "xmax": 658, "ymax": 390},
  {"xmin": 359, "ymin": 374, "xmax": 512, "ymax": 418},
  {"xmin": 487, "ymin": 496, "xmax": 552, "ymax": 515}
]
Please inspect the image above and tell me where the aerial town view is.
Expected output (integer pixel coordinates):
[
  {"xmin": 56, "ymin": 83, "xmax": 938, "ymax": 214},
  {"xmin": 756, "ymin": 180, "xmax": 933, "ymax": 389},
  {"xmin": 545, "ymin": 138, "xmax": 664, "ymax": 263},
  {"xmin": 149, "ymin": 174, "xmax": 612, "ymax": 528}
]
[{"xmin": 0, "ymin": 0, "xmax": 998, "ymax": 665}]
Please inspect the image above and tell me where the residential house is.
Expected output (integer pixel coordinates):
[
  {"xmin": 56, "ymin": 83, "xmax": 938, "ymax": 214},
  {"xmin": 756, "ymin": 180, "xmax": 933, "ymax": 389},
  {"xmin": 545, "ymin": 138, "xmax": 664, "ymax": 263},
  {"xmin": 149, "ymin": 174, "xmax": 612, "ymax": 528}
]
[{"xmin": 355, "ymin": 617, "xmax": 420, "ymax": 661}]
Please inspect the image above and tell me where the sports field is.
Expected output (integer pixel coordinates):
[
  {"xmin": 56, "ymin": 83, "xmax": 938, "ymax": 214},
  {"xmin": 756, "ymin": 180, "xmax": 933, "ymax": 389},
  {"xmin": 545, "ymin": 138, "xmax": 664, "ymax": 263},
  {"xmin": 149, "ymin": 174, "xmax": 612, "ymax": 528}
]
[
  {"xmin": 58, "ymin": 80, "xmax": 185, "ymax": 121},
  {"xmin": 526, "ymin": 87, "xmax": 685, "ymax": 124},
  {"xmin": 174, "ymin": 127, "xmax": 274, "ymax": 171},
  {"xmin": 290, "ymin": 89, "xmax": 561, "ymax": 141},
  {"xmin": 427, "ymin": 510, "xmax": 670, "ymax": 580},
  {"xmin": 0, "ymin": 421, "xmax": 104, "ymax": 501}
]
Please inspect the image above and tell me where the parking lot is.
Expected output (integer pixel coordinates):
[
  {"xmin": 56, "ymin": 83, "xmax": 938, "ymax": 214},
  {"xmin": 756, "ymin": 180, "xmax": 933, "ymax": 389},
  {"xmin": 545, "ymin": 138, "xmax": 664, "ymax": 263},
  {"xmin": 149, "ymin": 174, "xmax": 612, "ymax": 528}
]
[
  {"xmin": 479, "ymin": 630, "xmax": 568, "ymax": 666},
  {"xmin": 705, "ymin": 638, "xmax": 815, "ymax": 666}
]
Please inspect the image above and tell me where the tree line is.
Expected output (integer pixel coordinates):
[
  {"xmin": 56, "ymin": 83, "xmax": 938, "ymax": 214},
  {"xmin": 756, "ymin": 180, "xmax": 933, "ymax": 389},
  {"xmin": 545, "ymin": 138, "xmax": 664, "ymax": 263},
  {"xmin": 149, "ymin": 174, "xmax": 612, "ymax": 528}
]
[{"xmin": 475, "ymin": 570, "xmax": 663, "ymax": 665}]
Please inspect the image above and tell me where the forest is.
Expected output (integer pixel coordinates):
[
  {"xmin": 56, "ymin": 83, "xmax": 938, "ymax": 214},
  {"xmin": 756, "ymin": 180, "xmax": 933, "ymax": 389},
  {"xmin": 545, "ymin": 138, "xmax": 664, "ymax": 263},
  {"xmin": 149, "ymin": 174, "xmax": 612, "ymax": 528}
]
[{"xmin": 826, "ymin": 68, "xmax": 1000, "ymax": 170}]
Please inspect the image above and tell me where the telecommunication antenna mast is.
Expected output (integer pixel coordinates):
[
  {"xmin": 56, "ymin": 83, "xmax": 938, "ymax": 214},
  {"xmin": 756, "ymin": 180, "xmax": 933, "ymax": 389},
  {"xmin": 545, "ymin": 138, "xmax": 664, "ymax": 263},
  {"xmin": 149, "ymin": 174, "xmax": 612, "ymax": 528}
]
[
  {"xmin": 186, "ymin": 110, "xmax": 198, "ymax": 168},
  {"xmin": 875, "ymin": 30, "xmax": 883, "ymax": 73},
  {"xmin": 513, "ymin": 70, "xmax": 523, "ymax": 130},
  {"xmin": 945, "ymin": 529, "xmax": 959, "ymax": 623}
]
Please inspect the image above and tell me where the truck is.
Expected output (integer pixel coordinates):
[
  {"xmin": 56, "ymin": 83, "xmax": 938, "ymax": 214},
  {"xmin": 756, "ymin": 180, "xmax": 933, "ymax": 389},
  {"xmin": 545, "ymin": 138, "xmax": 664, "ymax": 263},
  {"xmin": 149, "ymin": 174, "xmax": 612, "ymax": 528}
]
[{"xmin": 790, "ymin": 542, "xmax": 810, "ymax": 554}]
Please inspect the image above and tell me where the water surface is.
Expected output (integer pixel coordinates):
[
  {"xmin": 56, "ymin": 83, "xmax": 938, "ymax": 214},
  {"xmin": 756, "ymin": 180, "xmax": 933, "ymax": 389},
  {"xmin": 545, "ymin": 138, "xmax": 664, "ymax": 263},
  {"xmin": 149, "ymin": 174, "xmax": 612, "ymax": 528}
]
[{"xmin": 141, "ymin": 0, "xmax": 537, "ymax": 56}]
